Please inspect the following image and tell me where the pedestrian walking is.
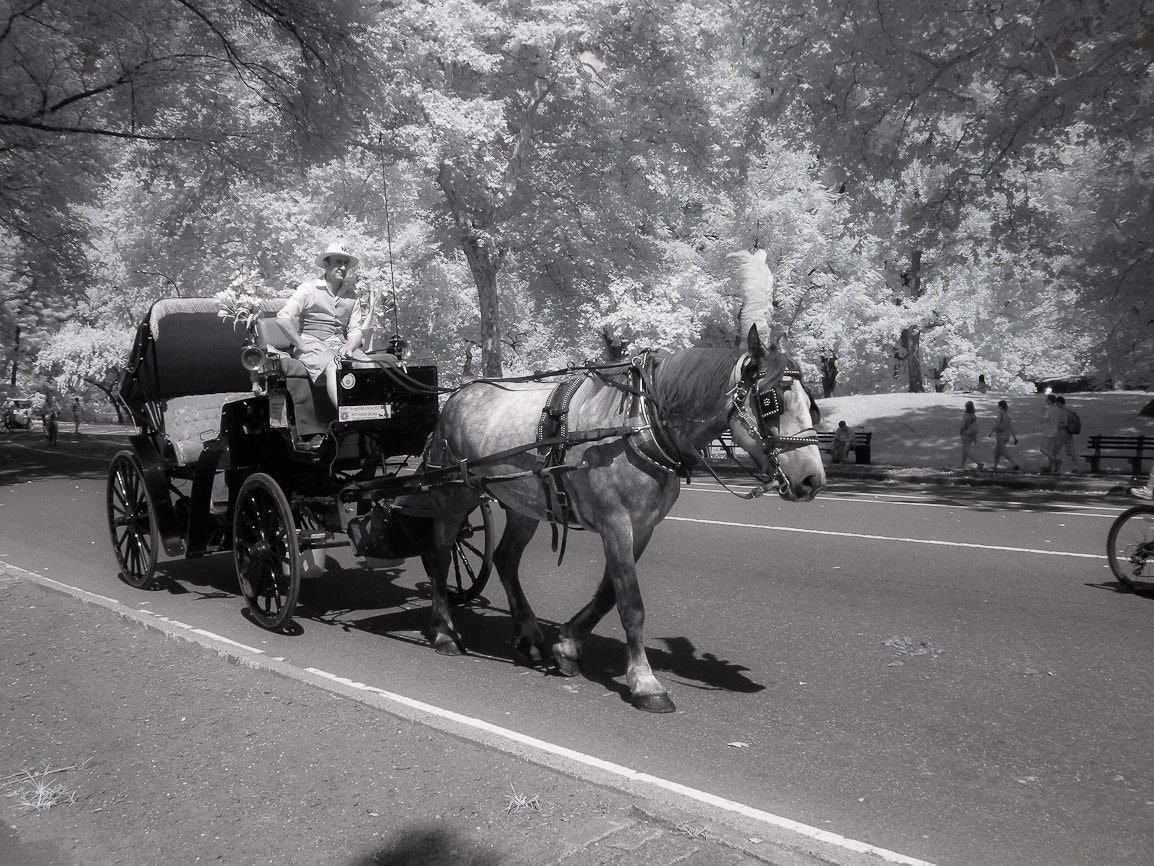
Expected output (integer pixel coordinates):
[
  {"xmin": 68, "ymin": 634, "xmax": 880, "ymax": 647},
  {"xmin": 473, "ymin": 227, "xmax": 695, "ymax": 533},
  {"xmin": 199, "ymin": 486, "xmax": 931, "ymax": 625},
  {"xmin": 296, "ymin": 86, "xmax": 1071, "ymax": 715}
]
[
  {"xmin": 960, "ymin": 401, "xmax": 983, "ymax": 469},
  {"xmin": 1039, "ymin": 393, "xmax": 1060, "ymax": 471},
  {"xmin": 71, "ymin": 396, "xmax": 81, "ymax": 434},
  {"xmin": 1055, "ymin": 396, "xmax": 1080, "ymax": 472},
  {"xmin": 987, "ymin": 399, "xmax": 1020, "ymax": 470}
]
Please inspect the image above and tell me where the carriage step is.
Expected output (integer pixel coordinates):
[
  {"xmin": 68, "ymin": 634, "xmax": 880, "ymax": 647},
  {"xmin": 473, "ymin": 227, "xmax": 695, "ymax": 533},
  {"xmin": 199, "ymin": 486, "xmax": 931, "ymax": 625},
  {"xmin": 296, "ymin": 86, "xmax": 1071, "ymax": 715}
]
[{"xmin": 298, "ymin": 530, "xmax": 347, "ymax": 550}]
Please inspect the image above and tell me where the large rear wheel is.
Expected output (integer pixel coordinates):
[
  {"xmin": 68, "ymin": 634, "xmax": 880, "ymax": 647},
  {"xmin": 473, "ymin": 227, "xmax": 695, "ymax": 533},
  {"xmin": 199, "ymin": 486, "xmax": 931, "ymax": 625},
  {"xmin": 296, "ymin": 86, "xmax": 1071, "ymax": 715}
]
[
  {"xmin": 1107, "ymin": 504, "xmax": 1154, "ymax": 591},
  {"xmin": 106, "ymin": 451, "xmax": 160, "ymax": 588},
  {"xmin": 233, "ymin": 473, "xmax": 302, "ymax": 630},
  {"xmin": 450, "ymin": 498, "xmax": 494, "ymax": 605}
]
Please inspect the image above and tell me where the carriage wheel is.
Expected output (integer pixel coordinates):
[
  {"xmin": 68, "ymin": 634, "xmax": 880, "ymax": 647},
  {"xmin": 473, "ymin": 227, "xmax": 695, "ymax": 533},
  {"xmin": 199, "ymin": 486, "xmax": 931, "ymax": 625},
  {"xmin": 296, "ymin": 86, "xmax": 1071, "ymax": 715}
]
[
  {"xmin": 106, "ymin": 451, "xmax": 160, "ymax": 589},
  {"xmin": 233, "ymin": 473, "xmax": 302, "ymax": 630},
  {"xmin": 450, "ymin": 498, "xmax": 494, "ymax": 605},
  {"xmin": 1107, "ymin": 504, "xmax": 1154, "ymax": 591}
]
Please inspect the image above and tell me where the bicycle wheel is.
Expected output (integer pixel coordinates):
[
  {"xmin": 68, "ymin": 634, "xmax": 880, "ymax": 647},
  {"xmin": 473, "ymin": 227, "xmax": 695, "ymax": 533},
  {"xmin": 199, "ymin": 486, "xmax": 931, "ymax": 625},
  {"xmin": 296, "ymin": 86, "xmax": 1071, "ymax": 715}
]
[{"xmin": 1107, "ymin": 504, "xmax": 1154, "ymax": 590}]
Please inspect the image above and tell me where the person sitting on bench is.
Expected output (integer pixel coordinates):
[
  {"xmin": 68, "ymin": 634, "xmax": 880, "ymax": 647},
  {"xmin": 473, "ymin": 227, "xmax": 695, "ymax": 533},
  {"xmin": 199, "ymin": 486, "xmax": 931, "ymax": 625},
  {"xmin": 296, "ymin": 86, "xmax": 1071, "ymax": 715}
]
[{"xmin": 276, "ymin": 242, "xmax": 377, "ymax": 411}]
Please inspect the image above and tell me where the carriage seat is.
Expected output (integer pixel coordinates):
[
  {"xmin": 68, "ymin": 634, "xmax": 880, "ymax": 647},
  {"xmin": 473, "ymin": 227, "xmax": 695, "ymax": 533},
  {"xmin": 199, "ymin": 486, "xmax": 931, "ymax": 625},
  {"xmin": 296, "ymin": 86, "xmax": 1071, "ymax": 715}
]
[{"xmin": 162, "ymin": 393, "xmax": 250, "ymax": 465}]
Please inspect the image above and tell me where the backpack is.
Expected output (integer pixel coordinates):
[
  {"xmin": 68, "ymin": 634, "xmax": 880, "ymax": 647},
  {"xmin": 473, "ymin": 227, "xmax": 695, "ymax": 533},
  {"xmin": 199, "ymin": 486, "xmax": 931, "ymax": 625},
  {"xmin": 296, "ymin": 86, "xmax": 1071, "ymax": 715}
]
[{"xmin": 1067, "ymin": 410, "xmax": 1081, "ymax": 434}]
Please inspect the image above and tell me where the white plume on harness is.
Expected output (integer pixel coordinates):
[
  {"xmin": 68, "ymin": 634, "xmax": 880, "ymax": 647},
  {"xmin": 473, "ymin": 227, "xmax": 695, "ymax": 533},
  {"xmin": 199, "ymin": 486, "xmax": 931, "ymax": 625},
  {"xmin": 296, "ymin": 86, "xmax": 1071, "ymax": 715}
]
[
  {"xmin": 714, "ymin": 248, "xmax": 818, "ymax": 499},
  {"xmin": 728, "ymin": 248, "xmax": 773, "ymax": 346}
]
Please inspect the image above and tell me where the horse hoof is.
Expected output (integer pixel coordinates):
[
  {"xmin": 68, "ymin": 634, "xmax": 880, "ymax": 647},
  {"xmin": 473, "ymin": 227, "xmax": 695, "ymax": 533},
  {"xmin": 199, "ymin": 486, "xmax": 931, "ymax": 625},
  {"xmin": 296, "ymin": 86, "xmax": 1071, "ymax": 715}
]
[
  {"xmin": 552, "ymin": 652, "xmax": 580, "ymax": 678},
  {"xmin": 434, "ymin": 635, "xmax": 464, "ymax": 656},
  {"xmin": 515, "ymin": 637, "xmax": 546, "ymax": 665},
  {"xmin": 632, "ymin": 692, "xmax": 676, "ymax": 713}
]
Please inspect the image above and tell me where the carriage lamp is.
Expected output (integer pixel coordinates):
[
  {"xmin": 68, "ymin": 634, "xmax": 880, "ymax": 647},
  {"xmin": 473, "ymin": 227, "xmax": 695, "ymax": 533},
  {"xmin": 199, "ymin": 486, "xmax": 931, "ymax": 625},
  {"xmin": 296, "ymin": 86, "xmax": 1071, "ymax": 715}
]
[
  {"xmin": 241, "ymin": 343, "xmax": 267, "ymax": 372},
  {"xmin": 387, "ymin": 335, "xmax": 411, "ymax": 360}
]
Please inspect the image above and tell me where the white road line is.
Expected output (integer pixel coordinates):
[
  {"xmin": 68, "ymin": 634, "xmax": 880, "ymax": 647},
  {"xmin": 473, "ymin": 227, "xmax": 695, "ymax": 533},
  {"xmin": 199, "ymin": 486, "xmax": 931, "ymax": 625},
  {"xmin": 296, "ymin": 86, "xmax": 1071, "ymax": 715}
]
[
  {"xmin": 683, "ymin": 482, "xmax": 1123, "ymax": 517},
  {"xmin": 306, "ymin": 667, "xmax": 937, "ymax": 866},
  {"xmin": 668, "ymin": 515, "xmax": 1103, "ymax": 559},
  {"xmin": 16, "ymin": 571, "xmax": 268, "ymax": 654}
]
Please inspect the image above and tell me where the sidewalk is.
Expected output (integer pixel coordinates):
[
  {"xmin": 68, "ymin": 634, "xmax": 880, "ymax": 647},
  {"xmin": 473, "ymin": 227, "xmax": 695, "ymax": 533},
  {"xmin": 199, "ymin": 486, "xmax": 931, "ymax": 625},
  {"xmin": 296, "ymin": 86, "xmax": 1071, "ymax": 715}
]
[{"xmin": 0, "ymin": 566, "xmax": 891, "ymax": 866}]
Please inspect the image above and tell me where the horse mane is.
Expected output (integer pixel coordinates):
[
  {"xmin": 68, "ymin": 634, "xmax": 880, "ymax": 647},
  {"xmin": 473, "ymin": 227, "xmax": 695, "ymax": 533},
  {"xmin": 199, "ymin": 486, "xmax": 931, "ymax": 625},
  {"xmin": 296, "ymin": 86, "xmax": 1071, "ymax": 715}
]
[{"xmin": 654, "ymin": 347, "xmax": 743, "ymax": 416}]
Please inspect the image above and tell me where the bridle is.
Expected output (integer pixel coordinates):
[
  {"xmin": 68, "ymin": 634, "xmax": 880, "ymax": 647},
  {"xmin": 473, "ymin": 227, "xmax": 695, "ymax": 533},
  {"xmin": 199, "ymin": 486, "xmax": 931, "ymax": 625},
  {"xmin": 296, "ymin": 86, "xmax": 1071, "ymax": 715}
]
[{"xmin": 727, "ymin": 352, "xmax": 819, "ymax": 493}]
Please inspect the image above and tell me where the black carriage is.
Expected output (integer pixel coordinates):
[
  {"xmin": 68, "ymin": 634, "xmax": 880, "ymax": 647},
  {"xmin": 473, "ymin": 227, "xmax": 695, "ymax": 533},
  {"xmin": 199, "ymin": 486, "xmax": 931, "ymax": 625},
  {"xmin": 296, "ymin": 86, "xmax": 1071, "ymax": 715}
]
[{"xmin": 106, "ymin": 297, "xmax": 493, "ymax": 630}]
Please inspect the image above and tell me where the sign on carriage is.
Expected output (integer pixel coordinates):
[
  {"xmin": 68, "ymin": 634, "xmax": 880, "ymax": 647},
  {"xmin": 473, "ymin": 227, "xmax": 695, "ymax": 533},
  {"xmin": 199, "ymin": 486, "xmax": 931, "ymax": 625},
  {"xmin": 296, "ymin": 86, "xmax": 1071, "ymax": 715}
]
[{"xmin": 339, "ymin": 403, "xmax": 392, "ymax": 422}]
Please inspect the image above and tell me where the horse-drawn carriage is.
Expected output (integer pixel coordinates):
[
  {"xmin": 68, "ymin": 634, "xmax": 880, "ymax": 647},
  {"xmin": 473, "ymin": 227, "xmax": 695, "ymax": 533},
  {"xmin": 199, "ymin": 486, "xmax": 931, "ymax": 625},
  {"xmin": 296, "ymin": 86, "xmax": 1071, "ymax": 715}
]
[
  {"xmin": 107, "ymin": 263, "xmax": 826, "ymax": 712},
  {"xmin": 106, "ymin": 297, "xmax": 494, "ymax": 630}
]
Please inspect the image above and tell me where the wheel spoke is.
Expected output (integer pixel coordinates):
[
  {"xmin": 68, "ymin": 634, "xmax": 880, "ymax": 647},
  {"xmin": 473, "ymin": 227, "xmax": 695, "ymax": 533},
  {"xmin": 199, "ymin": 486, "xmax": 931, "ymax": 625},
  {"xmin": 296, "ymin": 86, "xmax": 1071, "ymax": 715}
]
[{"xmin": 1108, "ymin": 506, "xmax": 1154, "ymax": 590}]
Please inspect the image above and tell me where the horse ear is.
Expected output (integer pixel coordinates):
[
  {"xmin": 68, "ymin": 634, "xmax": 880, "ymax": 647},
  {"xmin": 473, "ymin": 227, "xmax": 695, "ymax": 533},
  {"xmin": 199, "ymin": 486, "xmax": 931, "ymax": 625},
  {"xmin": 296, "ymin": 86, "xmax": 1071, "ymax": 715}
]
[{"xmin": 746, "ymin": 325, "xmax": 765, "ymax": 358}]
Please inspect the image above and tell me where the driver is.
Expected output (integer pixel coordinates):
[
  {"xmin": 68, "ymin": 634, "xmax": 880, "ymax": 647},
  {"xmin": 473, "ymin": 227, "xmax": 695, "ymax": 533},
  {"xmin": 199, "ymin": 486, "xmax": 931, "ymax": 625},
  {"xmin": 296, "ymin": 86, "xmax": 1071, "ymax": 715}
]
[{"xmin": 276, "ymin": 242, "xmax": 372, "ymax": 410}]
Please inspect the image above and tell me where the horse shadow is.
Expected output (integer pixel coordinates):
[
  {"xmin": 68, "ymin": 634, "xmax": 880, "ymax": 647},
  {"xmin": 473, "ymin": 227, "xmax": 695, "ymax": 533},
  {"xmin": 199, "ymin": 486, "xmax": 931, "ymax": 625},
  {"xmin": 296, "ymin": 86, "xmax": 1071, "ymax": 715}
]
[
  {"xmin": 340, "ymin": 580, "xmax": 765, "ymax": 704},
  {"xmin": 136, "ymin": 556, "xmax": 766, "ymax": 703}
]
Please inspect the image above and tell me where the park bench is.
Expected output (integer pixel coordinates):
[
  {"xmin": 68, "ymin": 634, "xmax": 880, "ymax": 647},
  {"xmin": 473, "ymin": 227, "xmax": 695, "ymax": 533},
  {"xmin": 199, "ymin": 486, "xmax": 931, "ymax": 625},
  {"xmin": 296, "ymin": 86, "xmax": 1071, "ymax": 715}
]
[
  {"xmin": 1081, "ymin": 434, "xmax": 1151, "ymax": 475},
  {"xmin": 816, "ymin": 429, "xmax": 873, "ymax": 465},
  {"xmin": 708, "ymin": 429, "xmax": 873, "ymax": 465}
]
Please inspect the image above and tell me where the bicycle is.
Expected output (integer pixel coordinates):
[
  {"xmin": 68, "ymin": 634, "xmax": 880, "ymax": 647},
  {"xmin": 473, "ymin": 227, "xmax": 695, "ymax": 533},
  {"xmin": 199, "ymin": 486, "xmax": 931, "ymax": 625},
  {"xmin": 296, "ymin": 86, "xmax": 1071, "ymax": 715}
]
[{"xmin": 1107, "ymin": 503, "xmax": 1154, "ymax": 591}]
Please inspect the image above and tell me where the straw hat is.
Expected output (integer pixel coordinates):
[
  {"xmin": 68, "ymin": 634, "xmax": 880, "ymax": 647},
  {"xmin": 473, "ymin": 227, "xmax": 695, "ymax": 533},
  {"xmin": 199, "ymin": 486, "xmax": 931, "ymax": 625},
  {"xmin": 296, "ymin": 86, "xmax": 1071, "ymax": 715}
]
[{"xmin": 315, "ymin": 242, "xmax": 359, "ymax": 270}]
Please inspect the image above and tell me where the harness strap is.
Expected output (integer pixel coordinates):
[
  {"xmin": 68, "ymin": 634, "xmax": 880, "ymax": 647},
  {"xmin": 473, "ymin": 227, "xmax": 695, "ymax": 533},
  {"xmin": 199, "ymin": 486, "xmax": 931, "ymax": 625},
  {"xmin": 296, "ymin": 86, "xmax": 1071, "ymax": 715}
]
[
  {"xmin": 625, "ymin": 355, "xmax": 692, "ymax": 478},
  {"xmin": 534, "ymin": 373, "xmax": 592, "ymax": 558}
]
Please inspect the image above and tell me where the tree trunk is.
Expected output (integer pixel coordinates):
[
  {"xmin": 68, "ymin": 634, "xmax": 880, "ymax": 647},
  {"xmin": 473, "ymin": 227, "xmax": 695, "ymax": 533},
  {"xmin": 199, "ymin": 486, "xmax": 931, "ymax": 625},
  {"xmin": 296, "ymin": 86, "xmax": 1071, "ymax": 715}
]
[
  {"xmin": 460, "ymin": 231, "xmax": 505, "ymax": 378},
  {"xmin": 905, "ymin": 250, "xmax": 925, "ymax": 393},
  {"xmin": 819, "ymin": 353, "xmax": 838, "ymax": 398},
  {"xmin": 85, "ymin": 377, "xmax": 123, "ymax": 423},
  {"xmin": 903, "ymin": 326, "xmax": 924, "ymax": 392}
]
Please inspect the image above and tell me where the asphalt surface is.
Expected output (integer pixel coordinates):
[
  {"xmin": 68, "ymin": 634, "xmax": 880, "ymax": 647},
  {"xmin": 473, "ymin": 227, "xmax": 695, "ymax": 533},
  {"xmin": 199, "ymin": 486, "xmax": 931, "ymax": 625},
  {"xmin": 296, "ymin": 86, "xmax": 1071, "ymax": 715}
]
[{"xmin": 1, "ymin": 425, "xmax": 1143, "ymax": 866}]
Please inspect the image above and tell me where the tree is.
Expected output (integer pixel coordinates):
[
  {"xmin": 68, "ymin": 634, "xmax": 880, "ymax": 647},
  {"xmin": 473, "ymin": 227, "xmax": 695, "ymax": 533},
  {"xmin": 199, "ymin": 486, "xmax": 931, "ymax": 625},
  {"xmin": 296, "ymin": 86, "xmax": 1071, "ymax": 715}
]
[
  {"xmin": 0, "ymin": 0, "xmax": 367, "ymax": 305},
  {"xmin": 31, "ymin": 320, "xmax": 133, "ymax": 419}
]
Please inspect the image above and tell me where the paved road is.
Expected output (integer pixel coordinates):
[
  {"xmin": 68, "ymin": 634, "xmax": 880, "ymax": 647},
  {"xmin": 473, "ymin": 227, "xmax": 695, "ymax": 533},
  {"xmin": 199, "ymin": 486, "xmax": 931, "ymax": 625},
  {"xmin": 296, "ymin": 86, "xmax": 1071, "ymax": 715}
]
[{"xmin": 2, "ymin": 429, "xmax": 1151, "ymax": 865}]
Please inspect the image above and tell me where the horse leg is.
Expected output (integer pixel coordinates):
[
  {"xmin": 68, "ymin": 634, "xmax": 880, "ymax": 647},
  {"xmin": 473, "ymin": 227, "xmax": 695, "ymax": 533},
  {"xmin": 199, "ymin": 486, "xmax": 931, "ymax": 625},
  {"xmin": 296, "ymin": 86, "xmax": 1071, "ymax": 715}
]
[
  {"xmin": 552, "ymin": 573, "xmax": 615, "ymax": 678},
  {"xmin": 493, "ymin": 510, "xmax": 547, "ymax": 664},
  {"xmin": 420, "ymin": 491, "xmax": 477, "ymax": 656},
  {"xmin": 557, "ymin": 522, "xmax": 674, "ymax": 713}
]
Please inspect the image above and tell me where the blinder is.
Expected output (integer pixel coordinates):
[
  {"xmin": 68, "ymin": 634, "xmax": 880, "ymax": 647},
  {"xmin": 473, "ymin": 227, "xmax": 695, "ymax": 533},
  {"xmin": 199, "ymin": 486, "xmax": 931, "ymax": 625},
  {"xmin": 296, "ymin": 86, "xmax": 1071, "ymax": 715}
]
[{"xmin": 731, "ymin": 354, "xmax": 817, "ymax": 465}]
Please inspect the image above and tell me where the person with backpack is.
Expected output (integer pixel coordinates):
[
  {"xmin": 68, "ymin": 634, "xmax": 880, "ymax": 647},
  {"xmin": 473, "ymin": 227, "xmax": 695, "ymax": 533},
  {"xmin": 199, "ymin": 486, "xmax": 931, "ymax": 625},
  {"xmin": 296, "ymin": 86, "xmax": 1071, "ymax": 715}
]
[{"xmin": 1055, "ymin": 396, "xmax": 1081, "ymax": 473}]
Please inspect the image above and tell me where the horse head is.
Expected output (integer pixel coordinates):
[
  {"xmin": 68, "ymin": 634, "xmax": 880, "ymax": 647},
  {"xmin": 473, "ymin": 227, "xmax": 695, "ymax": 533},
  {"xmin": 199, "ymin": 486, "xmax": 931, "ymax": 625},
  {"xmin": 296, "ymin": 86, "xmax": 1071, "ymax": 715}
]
[{"xmin": 728, "ymin": 326, "xmax": 826, "ymax": 502}]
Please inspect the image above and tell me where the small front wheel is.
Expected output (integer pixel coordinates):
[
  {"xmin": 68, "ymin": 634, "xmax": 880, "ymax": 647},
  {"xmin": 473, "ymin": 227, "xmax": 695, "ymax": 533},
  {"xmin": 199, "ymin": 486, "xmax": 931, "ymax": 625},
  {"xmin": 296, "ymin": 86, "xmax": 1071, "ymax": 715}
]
[
  {"xmin": 450, "ymin": 498, "xmax": 494, "ymax": 605},
  {"xmin": 233, "ymin": 473, "xmax": 302, "ymax": 630},
  {"xmin": 1107, "ymin": 504, "xmax": 1154, "ymax": 591}
]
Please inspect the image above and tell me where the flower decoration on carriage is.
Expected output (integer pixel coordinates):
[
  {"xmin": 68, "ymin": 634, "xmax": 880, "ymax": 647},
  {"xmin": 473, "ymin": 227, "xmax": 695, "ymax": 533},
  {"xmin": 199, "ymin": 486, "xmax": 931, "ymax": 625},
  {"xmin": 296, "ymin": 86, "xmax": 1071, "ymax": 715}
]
[{"xmin": 215, "ymin": 269, "xmax": 267, "ymax": 341}]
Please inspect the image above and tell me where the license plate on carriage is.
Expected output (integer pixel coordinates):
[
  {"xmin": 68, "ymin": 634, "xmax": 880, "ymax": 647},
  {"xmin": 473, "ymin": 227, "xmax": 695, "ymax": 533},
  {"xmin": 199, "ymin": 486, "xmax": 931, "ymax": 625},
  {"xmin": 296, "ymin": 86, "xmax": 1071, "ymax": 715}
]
[{"xmin": 339, "ymin": 403, "xmax": 393, "ymax": 422}]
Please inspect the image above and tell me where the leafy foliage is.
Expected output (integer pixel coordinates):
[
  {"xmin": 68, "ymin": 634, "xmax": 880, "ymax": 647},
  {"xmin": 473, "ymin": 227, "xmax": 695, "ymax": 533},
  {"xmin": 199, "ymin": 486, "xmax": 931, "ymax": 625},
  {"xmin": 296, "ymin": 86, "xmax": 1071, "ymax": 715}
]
[{"xmin": 3, "ymin": 0, "xmax": 1151, "ymax": 394}]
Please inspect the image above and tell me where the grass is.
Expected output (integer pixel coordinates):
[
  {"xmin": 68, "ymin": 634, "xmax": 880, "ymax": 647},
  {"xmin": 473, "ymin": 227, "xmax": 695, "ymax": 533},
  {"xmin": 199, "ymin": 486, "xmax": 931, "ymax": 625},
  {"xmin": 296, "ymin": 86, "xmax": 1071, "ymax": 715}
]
[
  {"xmin": 504, "ymin": 783, "xmax": 542, "ymax": 814},
  {"xmin": 2, "ymin": 761, "xmax": 88, "ymax": 813}
]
